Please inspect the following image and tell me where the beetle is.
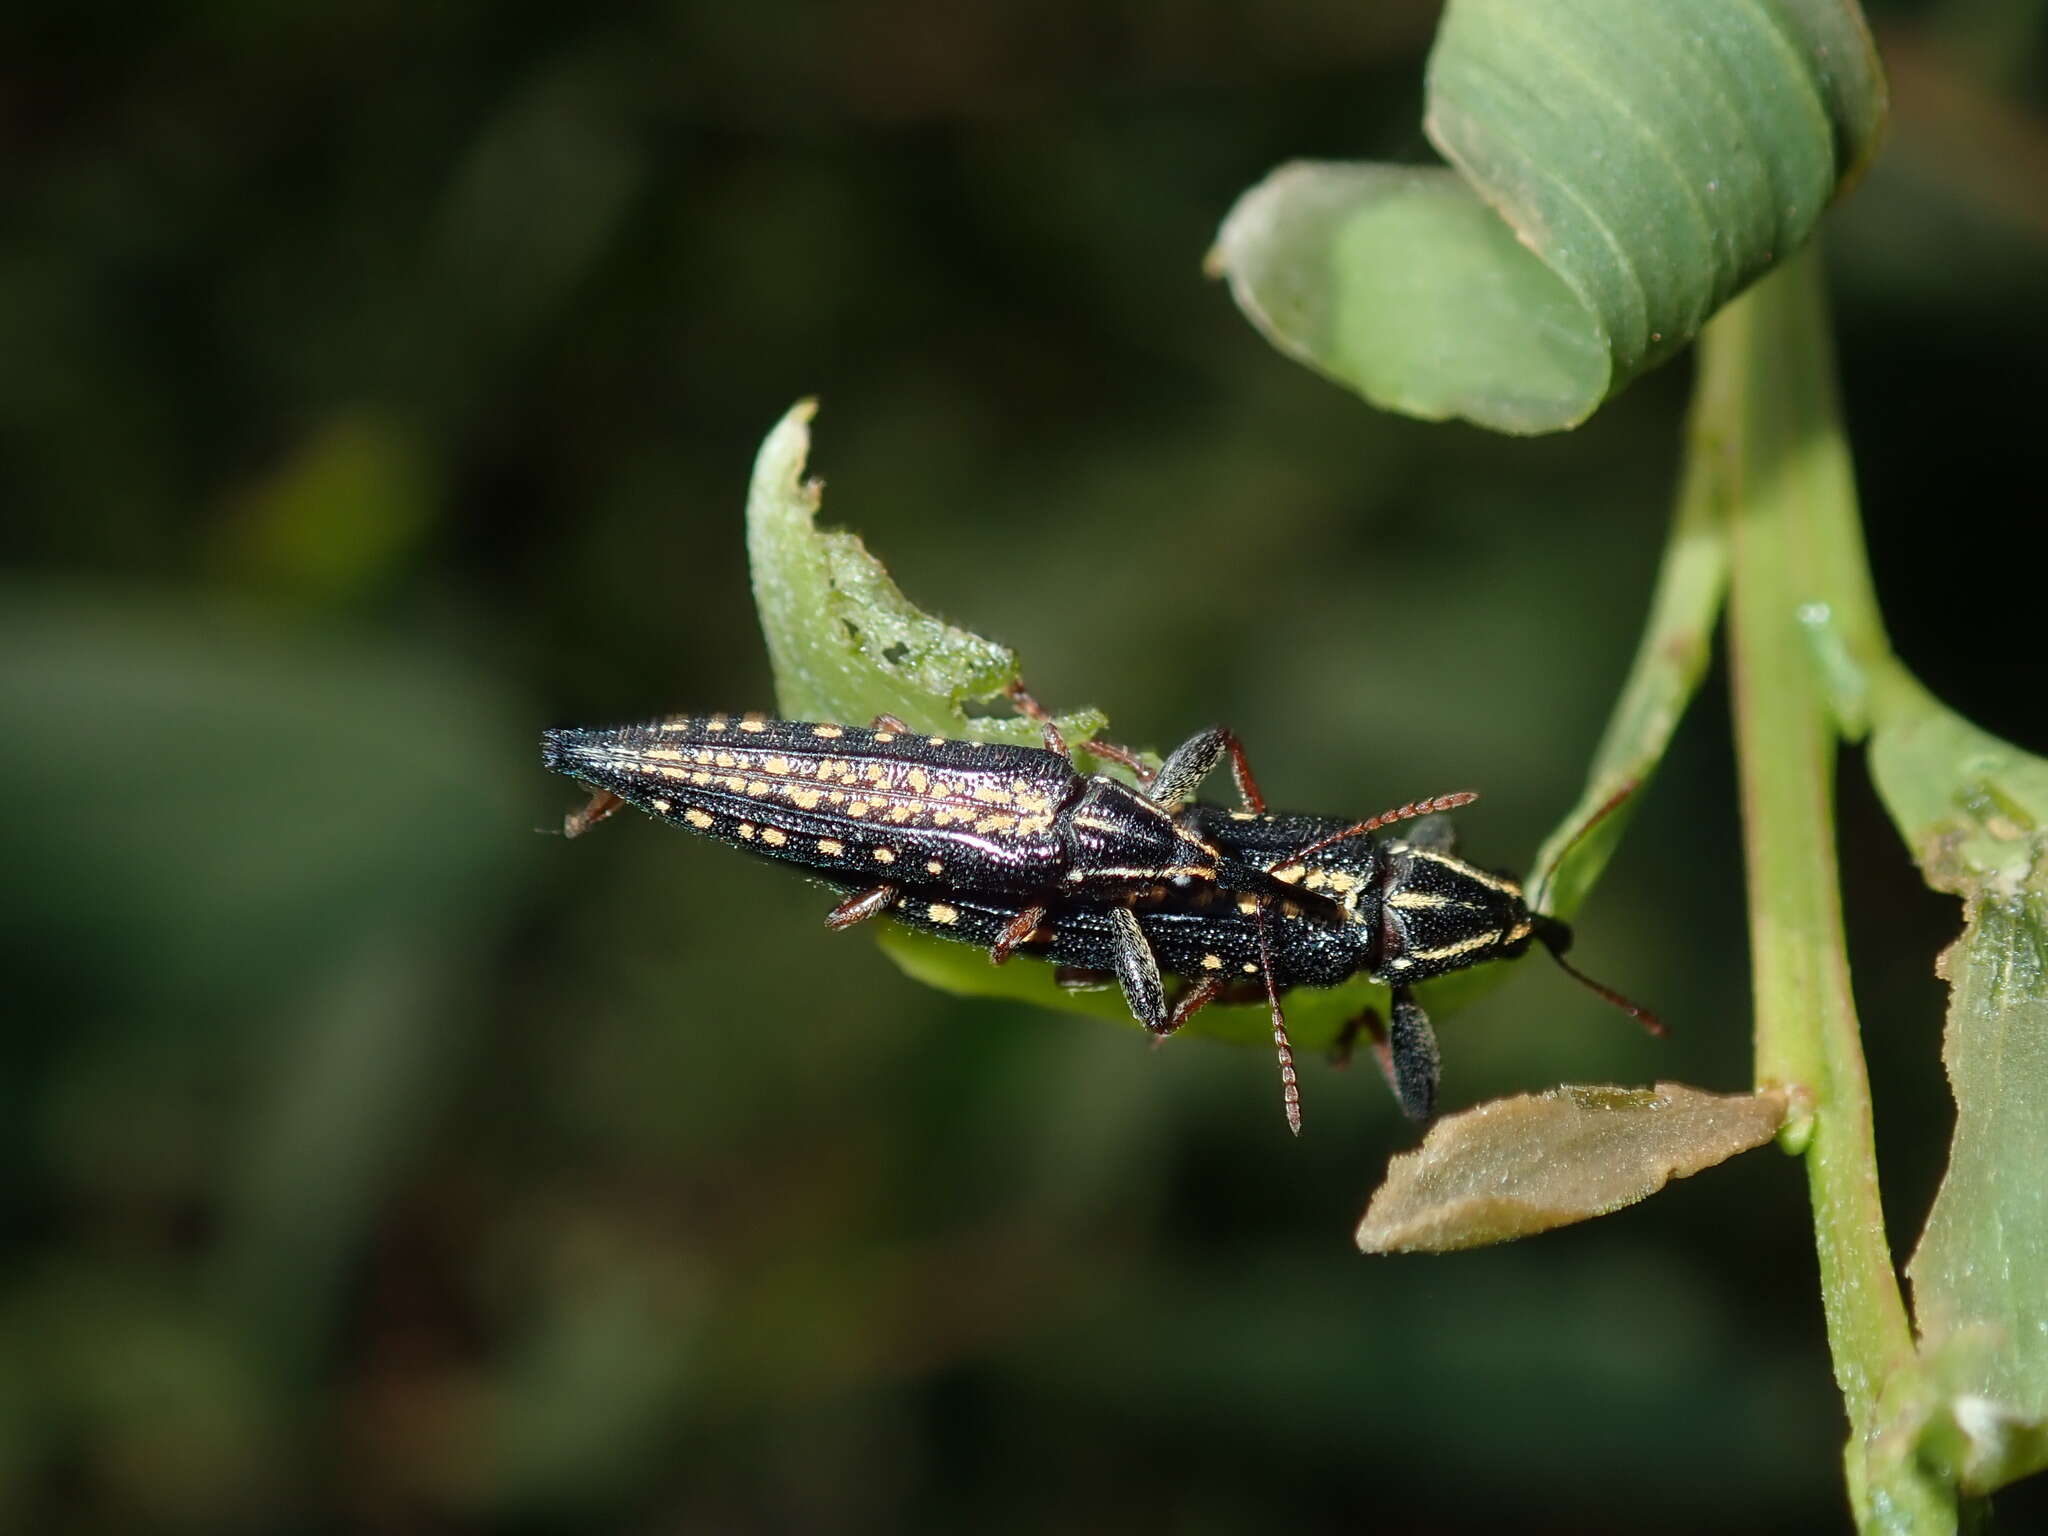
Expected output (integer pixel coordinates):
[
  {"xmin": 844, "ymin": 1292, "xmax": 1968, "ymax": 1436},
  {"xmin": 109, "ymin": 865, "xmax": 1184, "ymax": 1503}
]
[{"xmin": 542, "ymin": 693, "xmax": 1657, "ymax": 1130}]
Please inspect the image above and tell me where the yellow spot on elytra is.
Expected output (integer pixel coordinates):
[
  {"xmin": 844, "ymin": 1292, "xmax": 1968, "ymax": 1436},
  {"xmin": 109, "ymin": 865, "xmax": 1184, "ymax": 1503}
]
[
  {"xmin": 1229, "ymin": 810, "xmax": 1257, "ymax": 821},
  {"xmin": 652, "ymin": 798, "xmax": 671, "ymax": 812},
  {"xmin": 789, "ymin": 788, "xmax": 822, "ymax": 810},
  {"xmin": 645, "ymin": 748, "xmax": 683, "ymax": 761},
  {"xmin": 765, "ymin": 756, "xmax": 792, "ymax": 775},
  {"xmin": 818, "ymin": 838, "xmax": 844, "ymax": 856},
  {"xmin": 740, "ymin": 715, "xmax": 767, "ymax": 732},
  {"xmin": 1237, "ymin": 895, "xmax": 1259, "ymax": 915},
  {"xmin": 722, "ymin": 776, "xmax": 747, "ymax": 793},
  {"xmin": 886, "ymin": 804, "xmax": 913, "ymax": 823},
  {"xmin": 738, "ymin": 823, "xmax": 756, "ymax": 839},
  {"xmin": 813, "ymin": 724, "xmax": 843, "ymax": 739},
  {"xmin": 828, "ymin": 791, "xmax": 846, "ymax": 804},
  {"xmin": 694, "ymin": 750, "xmax": 713, "ymax": 764},
  {"xmin": 972, "ymin": 782, "xmax": 1013, "ymax": 805},
  {"xmin": 926, "ymin": 860, "xmax": 943, "ymax": 875},
  {"xmin": 973, "ymin": 813, "xmax": 1017, "ymax": 834},
  {"xmin": 872, "ymin": 847, "xmax": 896, "ymax": 864},
  {"xmin": 714, "ymin": 752, "xmax": 736, "ymax": 768},
  {"xmin": 907, "ymin": 767, "xmax": 929, "ymax": 793},
  {"xmin": 930, "ymin": 808, "xmax": 957, "ymax": 826},
  {"xmin": 707, "ymin": 718, "xmax": 728, "ymax": 732},
  {"xmin": 685, "ymin": 808, "xmax": 713, "ymax": 829},
  {"xmin": 874, "ymin": 731, "xmax": 896, "ymax": 743},
  {"xmin": 1202, "ymin": 954, "xmax": 1223, "ymax": 970},
  {"xmin": 1242, "ymin": 962, "xmax": 1258, "ymax": 974},
  {"xmin": 928, "ymin": 903, "xmax": 958, "ymax": 924},
  {"xmin": 864, "ymin": 764, "xmax": 887, "ymax": 785},
  {"xmin": 691, "ymin": 772, "xmax": 712, "ymax": 786},
  {"xmin": 746, "ymin": 781, "xmax": 769, "ymax": 797},
  {"xmin": 846, "ymin": 801, "xmax": 871, "ymax": 818},
  {"xmin": 658, "ymin": 766, "xmax": 689, "ymax": 781},
  {"xmin": 927, "ymin": 736, "xmax": 946, "ymax": 747},
  {"xmin": 760, "ymin": 826, "xmax": 787, "ymax": 847}
]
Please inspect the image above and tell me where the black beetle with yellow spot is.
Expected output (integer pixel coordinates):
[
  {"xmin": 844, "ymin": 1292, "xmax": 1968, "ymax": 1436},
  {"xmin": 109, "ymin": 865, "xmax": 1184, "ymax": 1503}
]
[{"xmin": 542, "ymin": 691, "xmax": 1658, "ymax": 1132}]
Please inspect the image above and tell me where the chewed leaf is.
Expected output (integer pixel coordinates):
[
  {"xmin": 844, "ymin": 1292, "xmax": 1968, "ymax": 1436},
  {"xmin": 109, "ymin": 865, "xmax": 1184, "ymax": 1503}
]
[
  {"xmin": 745, "ymin": 400, "xmax": 1103, "ymax": 746},
  {"xmin": 745, "ymin": 401, "xmax": 1148, "ymax": 1025},
  {"xmin": 1211, "ymin": 0, "xmax": 1886, "ymax": 433},
  {"xmin": 1868, "ymin": 666, "xmax": 2048, "ymax": 1492},
  {"xmin": 1358, "ymin": 1082, "xmax": 1787, "ymax": 1253},
  {"xmin": 1899, "ymin": 1327, "xmax": 2048, "ymax": 1497}
]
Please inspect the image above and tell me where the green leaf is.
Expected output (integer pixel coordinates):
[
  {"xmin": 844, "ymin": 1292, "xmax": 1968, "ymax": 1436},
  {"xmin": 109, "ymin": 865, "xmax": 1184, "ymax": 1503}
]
[
  {"xmin": 746, "ymin": 399, "xmax": 1102, "ymax": 746},
  {"xmin": 1356, "ymin": 1082, "xmax": 1787, "ymax": 1253},
  {"xmin": 1527, "ymin": 421, "xmax": 1727, "ymax": 922},
  {"xmin": 1211, "ymin": 0, "xmax": 1887, "ymax": 433},
  {"xmin": 1870, "ymin": 667, "xmax": 2048, "ymax": 1494}
]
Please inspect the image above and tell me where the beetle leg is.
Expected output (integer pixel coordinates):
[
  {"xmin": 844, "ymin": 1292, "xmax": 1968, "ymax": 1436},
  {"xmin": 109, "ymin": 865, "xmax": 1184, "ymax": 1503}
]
[
  {"xmin": 1166, "ymin": 974, "xmax": 1223, "ymax": 1031},
  {"xmin": 1105, "ymin": 905, "xmax": 1168, "ymax": 1032},
  {"xmin": 988, "ymin": 904, "xmax": 1049, "ymax": 965},
  {"xmin": 1387, "ymin": 985, "xmax": 1441, "ymax": 1122},
  {"xmin": 1331, "ymin": 1007, "xmax": 1415, "ymax": 1115},
  {"xmin": 1149, "ymin": 726, "xmax": 1266, "ymax": 813},
  {"xmin": 1076, "ymin": 735, "xmax": 1157, "ymax": 785},
  {"xmin": 1328, "ymin": 1007, "xmax": 1381, "ymax": 1069},
  {"xmin": 562, "ymin": 789, "xmax": 625, "ymax": 838},
  {"xmin": 870, "ymin": 713, "xmax": 913, "ymax": 734},
  {"xmin": 1139, "ymin": 974, "xmax": 1225, "ymax": 1051},
  {"xmin": 1003, "ymin": 681, "xmax": 1069, "ymax": 759},
  {"xmin": 824, "ymin": 884, "xmax": 900, "ymax": 930},
  {"xmin": 1006, "ymin": 679, "xmax": 1161, "ymax": 784}
]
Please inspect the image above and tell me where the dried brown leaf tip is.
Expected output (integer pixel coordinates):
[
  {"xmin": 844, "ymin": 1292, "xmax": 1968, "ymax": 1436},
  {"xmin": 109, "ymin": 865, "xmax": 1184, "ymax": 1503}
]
[{"xmin": 1357, "ymin": 1082, "xmax": 1789, "ymax": 1254}]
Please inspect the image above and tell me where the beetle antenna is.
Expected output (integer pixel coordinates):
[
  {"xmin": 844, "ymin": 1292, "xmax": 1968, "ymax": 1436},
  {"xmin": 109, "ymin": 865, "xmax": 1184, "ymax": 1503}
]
[
  {"xmin": 1251, "ymin": 896, "xmax": 1303, "ymax": 1136},
  {"xmin": 1530, "ymin": 915, "xmax": 1666, "ymax": 1037},
  {"xmin": 1269, "ymin": 792, "xmax": 1479, "ymax": 871}
]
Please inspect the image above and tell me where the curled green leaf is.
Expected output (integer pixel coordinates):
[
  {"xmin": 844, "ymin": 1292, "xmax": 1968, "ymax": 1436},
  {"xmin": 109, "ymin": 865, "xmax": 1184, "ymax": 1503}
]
[
  {"xmin": 1357, "ymin": 1081, "xmax": 1788, "ymax": 1253},
  {"xmin": 1211, "ymin": 0, "xmax": 1886, "ymax": 433}
]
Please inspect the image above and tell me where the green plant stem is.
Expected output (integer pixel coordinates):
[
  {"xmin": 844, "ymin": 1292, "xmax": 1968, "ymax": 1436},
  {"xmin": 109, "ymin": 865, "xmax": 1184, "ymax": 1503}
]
[{"xmin": 1712, "ymin": 248, "xmax": 1953, "ymax": 1534}]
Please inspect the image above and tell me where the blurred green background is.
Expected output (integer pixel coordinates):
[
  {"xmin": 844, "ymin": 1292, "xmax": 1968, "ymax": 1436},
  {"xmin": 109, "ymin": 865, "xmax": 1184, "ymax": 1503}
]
[{"xmin": 5, "ymin": 2, "xmax": 2047, "ymax": 1530}]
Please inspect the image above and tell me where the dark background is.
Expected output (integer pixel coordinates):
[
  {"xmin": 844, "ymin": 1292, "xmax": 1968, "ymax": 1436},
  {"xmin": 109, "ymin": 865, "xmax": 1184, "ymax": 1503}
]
[{"xmin": 5, "ymin": 2, "xmax": 2045, "ymax": 1530}]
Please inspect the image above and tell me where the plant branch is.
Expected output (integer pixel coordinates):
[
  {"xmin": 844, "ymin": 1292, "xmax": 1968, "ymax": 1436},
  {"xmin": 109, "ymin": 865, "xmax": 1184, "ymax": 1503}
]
[{"xmin": 1714, "ymin": 247, "xmax": 1953, "ymax": 1533}]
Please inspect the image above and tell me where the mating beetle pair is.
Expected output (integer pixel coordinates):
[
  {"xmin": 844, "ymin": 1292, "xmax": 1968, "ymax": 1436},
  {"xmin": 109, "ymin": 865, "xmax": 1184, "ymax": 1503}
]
[{"xmin": 543, "ymin": 686, "xmax": 1657, "ymax": 1130}]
